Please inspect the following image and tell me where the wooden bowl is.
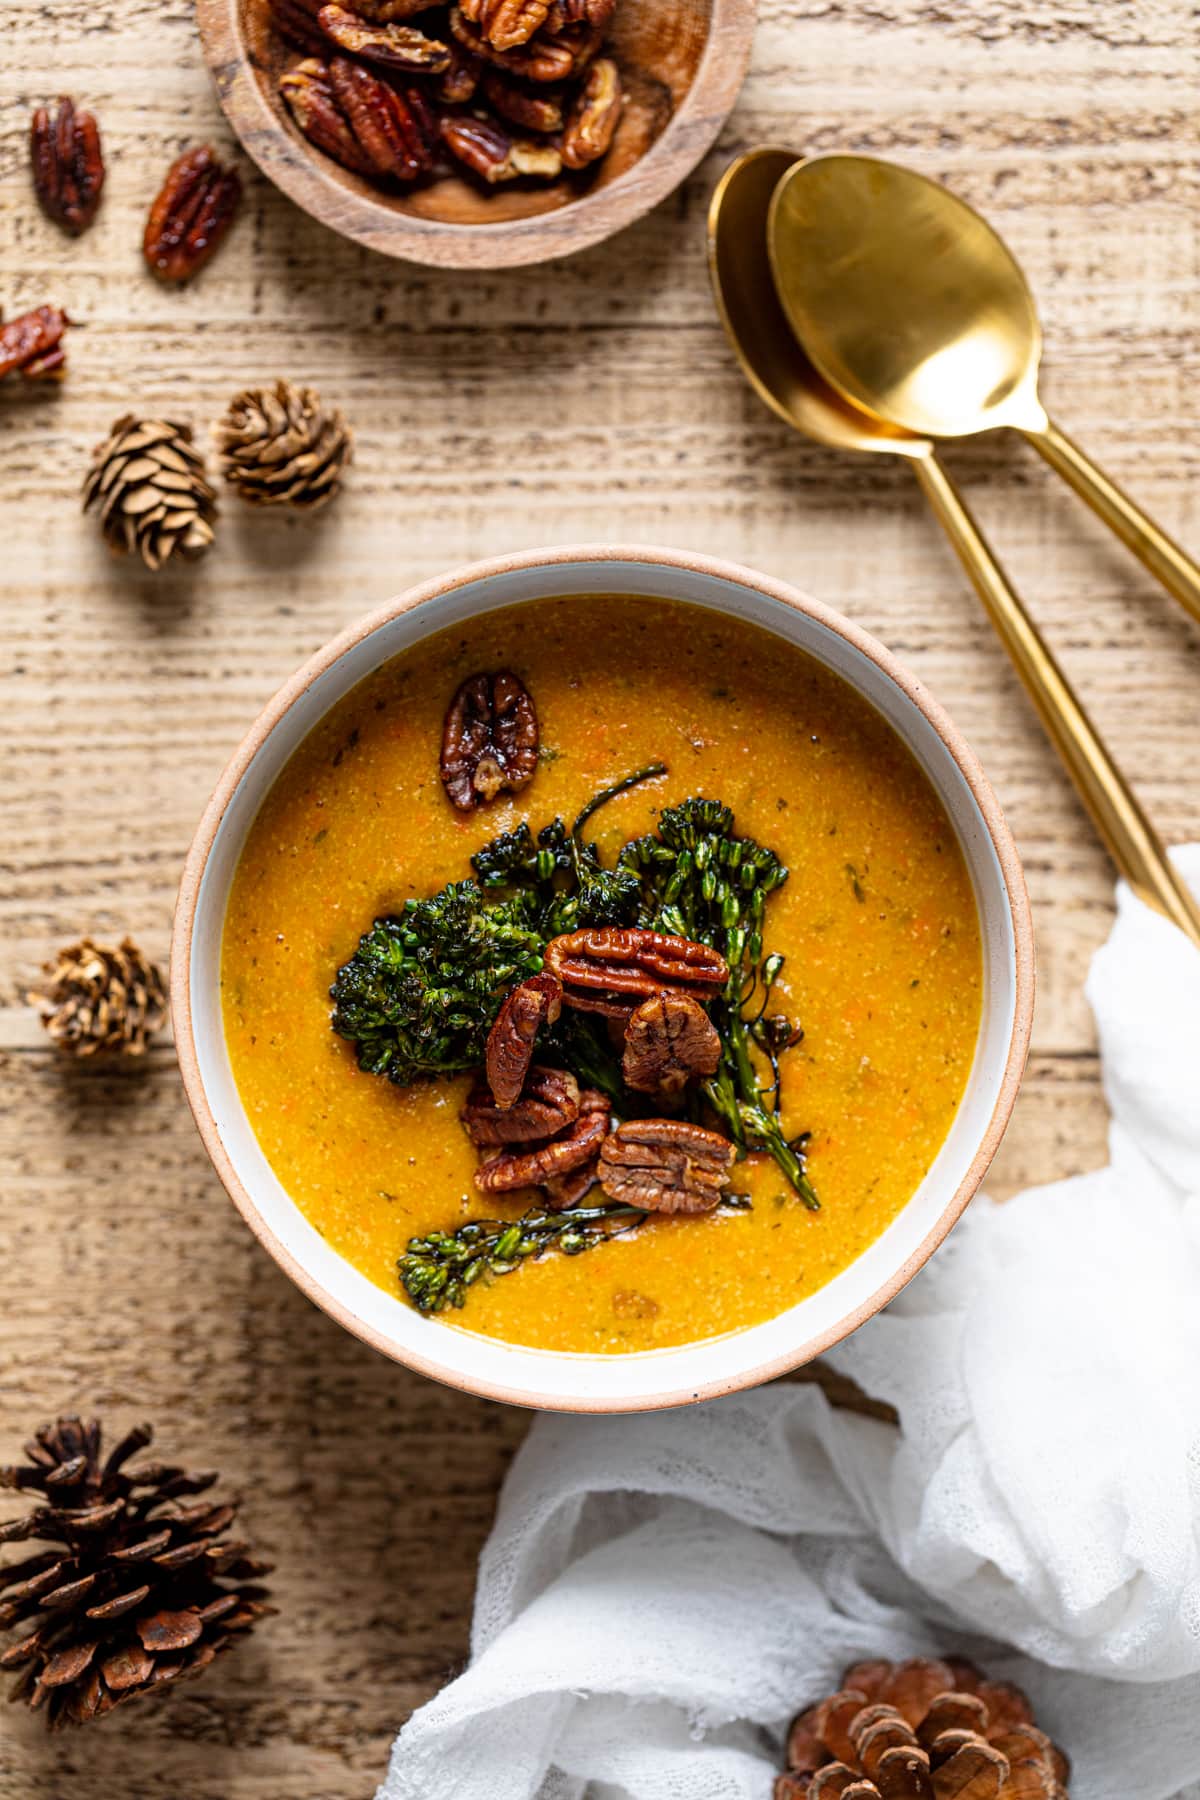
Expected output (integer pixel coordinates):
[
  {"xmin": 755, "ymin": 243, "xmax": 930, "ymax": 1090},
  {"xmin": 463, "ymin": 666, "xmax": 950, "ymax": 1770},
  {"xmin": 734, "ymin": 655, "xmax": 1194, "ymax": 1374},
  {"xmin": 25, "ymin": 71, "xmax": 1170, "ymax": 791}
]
[{"xmin": 196, "ymin": 0, "xmax": 757, "ymax": 268}]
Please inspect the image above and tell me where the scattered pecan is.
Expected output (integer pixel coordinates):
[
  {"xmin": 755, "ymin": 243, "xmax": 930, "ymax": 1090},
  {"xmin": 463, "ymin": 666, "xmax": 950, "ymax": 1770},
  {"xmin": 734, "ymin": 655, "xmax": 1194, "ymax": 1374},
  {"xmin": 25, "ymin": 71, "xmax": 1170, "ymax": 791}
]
[
  {"xmin": 143, "ymin": 147, "xmax": 242, "ymax": 284},
  {"xmin": 476, "ymin": 1091, "xmax": 611, "ymax": 1193},
  {"xmin": 449, "ymin": 7, "xmax": 575, "ymax": 82},
  {"xmin": 463, "ymin": 1063, "xmax": 579, "ymax": 1145},
  {"xmin": 561, "ymin": 54, "xmax": 621, "ymax": 169},
  {"xmin": 317, "ymin": 4, "xmax": 452, "ymax": 70},
  {"xmin": 439, "ymin": 40, "xmax": 484, "ymax": 103},
  {"xmin": 440, "ymin": 670, "xmax": 539, "ymax": 808},
  {"xmin": 622, "ymin": 992, "xmax": 721, "ymax": 1106},
  {"xmin": 0, "ymin": 305, "xmax": 70, "ymax": 383},
  {"xmin": 328, "ymin": 57, "xmax": 438, "ymax": 178},
  {"xmin": 30, "ymin": 97, "xmax": 104, "ymax": 234},
  {"xmin": 481, "ymin": 68, "xmax": 565, "ymax": 133},
  {"xmin": 485, "ymin": 972, "xmax": 563, "ymax": 1108},
  {"xmin": 544, "ymin": 928, "xmax": 728, "ymax": 1019},
  {"xmin": 599, "ymin": 1119, "xmax": 735, "ymax": 1215},
  {"xmin": 440, "ymin": 115, "xmax": 562, "ymax": 183},
  {"xmin": 459, "ymin": 0, "xmax": 550, "ymax": 51}
]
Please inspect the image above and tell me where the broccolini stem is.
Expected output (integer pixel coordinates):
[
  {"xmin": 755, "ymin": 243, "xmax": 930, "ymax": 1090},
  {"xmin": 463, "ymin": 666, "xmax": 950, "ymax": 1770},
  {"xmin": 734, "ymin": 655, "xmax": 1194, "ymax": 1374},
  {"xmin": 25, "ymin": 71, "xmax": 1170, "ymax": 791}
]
[
  {"xmin": 707, "ymin": 972, "xmax": 821, "ymax": 1212},
  {"xmin": 571, "ymin": 762, "xmax": 668, "ymax": 841},
  {"xmin": 739, "ymin": 1101, "xmax": 821, "ymax": 1212},
  {"xmin": 400, "ymin": 1201, "xmax": 648, "ymax": 1315},
  {"xmin": 703, "ymin": 1063, "xmax": 744, "ymax": 1147},
  {"xmin": 725, "ymin": 988, "xmax": 762, "ymax": 1105}
]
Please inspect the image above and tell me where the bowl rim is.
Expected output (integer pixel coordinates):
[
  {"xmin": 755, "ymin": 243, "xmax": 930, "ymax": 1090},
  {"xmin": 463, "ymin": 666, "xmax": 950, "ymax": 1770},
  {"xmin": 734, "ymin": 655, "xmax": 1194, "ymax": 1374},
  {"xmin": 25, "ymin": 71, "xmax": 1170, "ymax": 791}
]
[
  {"xmin": 194, "ymin": 0, "xmax": 759, "ymax": 269},
  {"xmin": 172, "ymin": 542, "xmax": 1035, "ymax": 1410}
]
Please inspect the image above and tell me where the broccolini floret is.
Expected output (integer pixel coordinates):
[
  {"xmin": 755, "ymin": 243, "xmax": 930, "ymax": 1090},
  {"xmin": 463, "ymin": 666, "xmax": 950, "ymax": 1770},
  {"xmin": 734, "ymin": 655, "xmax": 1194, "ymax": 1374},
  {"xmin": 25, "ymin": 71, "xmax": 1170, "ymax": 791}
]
[
  {"xmin": 330, "ymin": 882, "xmax": 544, "ymax": 1084},
  {"xmin": 470, "ymin": 762, "xmax": 663, "ymax": 936}
]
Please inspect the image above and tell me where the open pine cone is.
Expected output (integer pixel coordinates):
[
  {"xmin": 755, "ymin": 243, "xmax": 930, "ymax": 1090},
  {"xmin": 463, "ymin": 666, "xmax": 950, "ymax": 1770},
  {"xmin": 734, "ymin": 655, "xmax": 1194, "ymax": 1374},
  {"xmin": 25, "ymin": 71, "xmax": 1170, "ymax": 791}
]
[
  {"xmin": 0, "ymin": 1417, "xmax": 273, "ymax": 1727},
  {"xmin": 82, "ymin": 416, "xmax": 217, "ymax": 571},
  {"xmin": 29, "ymin": 937, "xmax": 167, "ymax": 1058},
  {"xmin": 216, "ymin": 378, "xmax": 352, "ymax": 510},
  {"xmin": 777, "ymin": 1658, "xmax": 1070, "ymax": 1799}
]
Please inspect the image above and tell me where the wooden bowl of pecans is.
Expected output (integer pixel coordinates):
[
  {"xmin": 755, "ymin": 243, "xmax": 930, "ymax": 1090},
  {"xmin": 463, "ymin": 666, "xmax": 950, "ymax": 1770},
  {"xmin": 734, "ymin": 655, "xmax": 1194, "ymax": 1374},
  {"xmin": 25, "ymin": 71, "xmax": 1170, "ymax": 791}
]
[{"xmin": 196, "ymin": 0, "xmax": 757, "ymax": 268}]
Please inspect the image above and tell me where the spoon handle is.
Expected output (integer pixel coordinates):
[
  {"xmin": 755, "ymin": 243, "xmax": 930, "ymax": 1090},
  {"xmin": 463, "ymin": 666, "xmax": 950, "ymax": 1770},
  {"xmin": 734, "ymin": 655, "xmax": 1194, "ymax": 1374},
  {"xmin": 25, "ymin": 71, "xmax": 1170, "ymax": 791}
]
[
  {"xmin": 912, "ymin": 453, "xmax": 1200, "ymax": 946},
  {"xmin": 1025, "ymin": 418, "xmax": 1200, "ymax": 631}
]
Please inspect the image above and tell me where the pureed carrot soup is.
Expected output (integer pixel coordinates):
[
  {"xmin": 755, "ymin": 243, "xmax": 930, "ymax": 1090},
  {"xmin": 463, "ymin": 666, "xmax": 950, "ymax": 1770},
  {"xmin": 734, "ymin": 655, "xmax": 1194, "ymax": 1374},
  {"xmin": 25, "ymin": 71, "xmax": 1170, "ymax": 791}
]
[{"xmin": 221, "ymin": 594, "xmax": 982, "ymax": 1353}]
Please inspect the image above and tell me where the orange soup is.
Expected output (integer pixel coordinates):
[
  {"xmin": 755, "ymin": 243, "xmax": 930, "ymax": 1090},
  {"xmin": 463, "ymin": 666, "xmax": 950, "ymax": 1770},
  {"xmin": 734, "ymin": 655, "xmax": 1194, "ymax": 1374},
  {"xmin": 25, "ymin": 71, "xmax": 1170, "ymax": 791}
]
[{"xmin": 221, "ymin": 595, "xmax": 981, "ymax": 1353}]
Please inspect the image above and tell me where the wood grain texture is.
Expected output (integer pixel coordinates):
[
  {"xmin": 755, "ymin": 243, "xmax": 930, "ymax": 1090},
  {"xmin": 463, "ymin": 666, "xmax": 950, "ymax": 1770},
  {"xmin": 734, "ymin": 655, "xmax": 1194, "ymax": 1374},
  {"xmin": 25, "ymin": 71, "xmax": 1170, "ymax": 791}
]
[{"xmin": 1, "ymin": 0, "xmax": 1198, "ymax": 1792}]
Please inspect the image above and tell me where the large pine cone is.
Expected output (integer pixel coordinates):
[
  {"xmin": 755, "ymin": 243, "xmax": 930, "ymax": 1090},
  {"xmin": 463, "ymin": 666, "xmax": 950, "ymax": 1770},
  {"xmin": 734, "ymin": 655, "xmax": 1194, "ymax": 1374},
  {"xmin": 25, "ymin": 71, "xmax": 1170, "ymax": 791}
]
[
  {"xmin": 28, "ymin": 937, "xmax": 167, "ymax": 1059},
  {"xmin": 0, "ymin": 1418, "xmax": 273, "ymax": 1728},
  {"xmin": 82, "ymin": 416, "xmax": 217, "ymax": 571},
  {"xmin": 216, "ymin": 378, "xmax": 353, "ymax": 510},
  {"xmin": 778, "ymin": 1658, "xmax": 1070, "ymax": 1799}
]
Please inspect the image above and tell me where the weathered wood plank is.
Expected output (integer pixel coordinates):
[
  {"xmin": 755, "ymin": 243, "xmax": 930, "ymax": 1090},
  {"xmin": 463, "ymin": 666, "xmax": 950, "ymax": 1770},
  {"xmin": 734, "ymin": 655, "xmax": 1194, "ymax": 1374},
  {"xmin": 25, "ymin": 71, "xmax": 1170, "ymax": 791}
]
[{"xmin": 1, "ymin": 0, "xmax": 1197, "ymax": 1792}]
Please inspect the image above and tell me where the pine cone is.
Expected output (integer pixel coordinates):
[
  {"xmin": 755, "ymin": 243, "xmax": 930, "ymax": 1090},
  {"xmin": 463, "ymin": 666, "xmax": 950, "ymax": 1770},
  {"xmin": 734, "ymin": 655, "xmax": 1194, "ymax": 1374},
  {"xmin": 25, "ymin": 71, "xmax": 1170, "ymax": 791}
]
[
  {"xmin": 216, "ymin": 379, "xmax": 353, "ymax": 511},
  {"xmin": 82, "ymin": 416, "xmax": 217, "ymax": 571},
  {"xmin": 28, "ymin": 937, "xmax": 167, "ymax": 1059},
  {"xmin": 778, "ymin": 1658, "xmax": 1071, "ymax": 1799},
  {"xmin": 0, "ymin": 1417, "xmax": 273, "ymax": 1728}
]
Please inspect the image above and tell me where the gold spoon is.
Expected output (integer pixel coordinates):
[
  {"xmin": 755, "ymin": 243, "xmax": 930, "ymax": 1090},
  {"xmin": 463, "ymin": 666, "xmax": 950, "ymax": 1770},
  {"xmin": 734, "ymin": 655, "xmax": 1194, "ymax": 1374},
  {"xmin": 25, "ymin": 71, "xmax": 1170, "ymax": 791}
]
[
  {"xmin": 708, "ymin": 147, "xmax": 1200, "ymax": 945},
  {"xmin": 766, "ymin": 152, "xmax": 1200, "ymax": 631}
]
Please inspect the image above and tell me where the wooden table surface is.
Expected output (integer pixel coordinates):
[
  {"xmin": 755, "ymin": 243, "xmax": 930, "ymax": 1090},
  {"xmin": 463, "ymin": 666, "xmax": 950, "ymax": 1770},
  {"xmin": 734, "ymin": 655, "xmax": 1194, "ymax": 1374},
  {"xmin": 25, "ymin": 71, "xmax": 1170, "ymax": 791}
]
[{"xmin": 2, "ymin": 2, "xmax": 1198, "ymax": 1793}]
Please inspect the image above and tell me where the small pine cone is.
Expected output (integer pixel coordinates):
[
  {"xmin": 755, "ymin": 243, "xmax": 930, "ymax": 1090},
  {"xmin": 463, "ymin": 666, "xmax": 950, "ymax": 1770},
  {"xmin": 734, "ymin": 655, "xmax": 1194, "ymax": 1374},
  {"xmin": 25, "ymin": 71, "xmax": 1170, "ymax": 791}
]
[
  {"xmin": 778, "ymin": 1657, "xmax": 1071, "ymax": 1799},
  {"xmin": 29, "ymin": 937, "xmax": 167, "ymax": 1059},
  {"xmin": 0, "ymin": 1417, "xmax": 273, "ymax": 1728},
  {"xmin": 216, "ymin": 379, "xmax": 353, "ymax": 511},
  {"xmin": 83, "ymin": 416, "xmax": 217, "ymax": 571}
]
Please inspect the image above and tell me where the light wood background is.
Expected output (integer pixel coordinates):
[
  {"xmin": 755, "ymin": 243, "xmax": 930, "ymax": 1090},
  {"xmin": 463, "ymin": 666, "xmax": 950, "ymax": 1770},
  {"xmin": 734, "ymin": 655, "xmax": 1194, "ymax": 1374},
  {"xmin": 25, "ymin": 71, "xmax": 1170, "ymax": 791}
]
[{"xmin": 2, "ymin": 2, "xmax": 1198, "ymax": 1794}]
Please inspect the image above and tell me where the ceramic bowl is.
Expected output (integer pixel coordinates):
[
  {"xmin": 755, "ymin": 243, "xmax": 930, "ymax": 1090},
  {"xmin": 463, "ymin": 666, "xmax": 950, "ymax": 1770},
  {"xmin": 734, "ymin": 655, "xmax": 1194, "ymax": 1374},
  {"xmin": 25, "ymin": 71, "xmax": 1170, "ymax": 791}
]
[
  {"xmin": 195, "ymin": 0, "xmax": 757, "ymax": 268},
  {"xmin": 172, "ymin": 545, "xmax": 1033, "ymax": 1411}
]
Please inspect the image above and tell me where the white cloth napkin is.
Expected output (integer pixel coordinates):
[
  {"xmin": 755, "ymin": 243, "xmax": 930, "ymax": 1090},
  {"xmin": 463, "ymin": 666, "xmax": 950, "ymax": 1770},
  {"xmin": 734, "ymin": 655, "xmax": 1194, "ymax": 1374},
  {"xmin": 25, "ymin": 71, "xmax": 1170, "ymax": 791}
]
[{"xmin": 377, "ymin": 851, "xmax": 1200, "ymax": 1800}]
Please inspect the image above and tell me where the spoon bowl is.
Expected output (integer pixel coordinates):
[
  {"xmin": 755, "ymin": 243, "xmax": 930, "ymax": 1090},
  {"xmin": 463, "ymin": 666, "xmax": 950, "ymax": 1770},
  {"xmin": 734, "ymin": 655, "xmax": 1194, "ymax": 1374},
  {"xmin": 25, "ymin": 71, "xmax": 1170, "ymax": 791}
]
[
  {"xmin": 767, "ymin": 152, "xmax": 1200, "ymax": 631},
  {"xmin": 767, "ymin": 154, "xmax": 1044, "ymax": 437},
  {"xmin": 706, "ymin": 148, "xmax": 930, "ymax": 457}
]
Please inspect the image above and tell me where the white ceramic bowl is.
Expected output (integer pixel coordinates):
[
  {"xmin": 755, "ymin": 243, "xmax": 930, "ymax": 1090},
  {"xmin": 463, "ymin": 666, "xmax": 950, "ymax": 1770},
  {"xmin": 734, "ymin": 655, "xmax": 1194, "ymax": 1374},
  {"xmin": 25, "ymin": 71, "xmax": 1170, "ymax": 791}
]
[{"xmin": 173, "ymin": 545, "xmax": 1033, "ymax": 1412}]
